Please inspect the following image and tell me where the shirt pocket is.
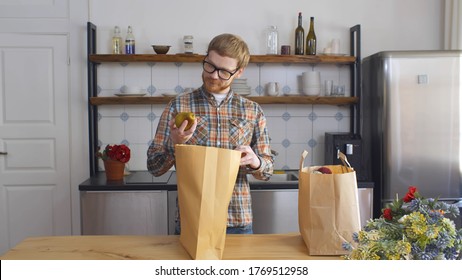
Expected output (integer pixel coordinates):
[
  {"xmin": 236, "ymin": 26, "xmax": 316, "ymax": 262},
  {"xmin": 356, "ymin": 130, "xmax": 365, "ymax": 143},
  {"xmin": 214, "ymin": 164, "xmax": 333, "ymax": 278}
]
[
  {"xmin": 229, "ymin": 118, "xmax": 254, "ymax": 148},
  {"xmin": 188, "ymin": 116, "xmax": 209, "ymax": 145}
]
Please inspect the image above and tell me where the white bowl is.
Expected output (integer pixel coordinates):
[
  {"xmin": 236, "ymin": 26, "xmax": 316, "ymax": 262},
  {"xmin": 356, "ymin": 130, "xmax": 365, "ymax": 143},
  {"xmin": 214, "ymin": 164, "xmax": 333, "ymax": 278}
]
[{"xmin": 121, "ymin": 85, "xmax": 142, "ymax": 93}]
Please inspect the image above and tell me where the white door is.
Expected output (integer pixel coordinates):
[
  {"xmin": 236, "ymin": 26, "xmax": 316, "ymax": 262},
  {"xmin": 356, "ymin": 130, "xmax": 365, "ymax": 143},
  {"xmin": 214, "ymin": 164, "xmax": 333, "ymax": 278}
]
[{"xmin": 0, "ymin": 33, "xmax": 71, "ymax": 255}]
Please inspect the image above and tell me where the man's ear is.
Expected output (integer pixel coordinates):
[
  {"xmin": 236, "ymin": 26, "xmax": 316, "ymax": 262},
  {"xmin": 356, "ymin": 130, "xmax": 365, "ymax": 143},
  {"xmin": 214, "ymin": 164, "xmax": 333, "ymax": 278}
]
[{"xmin": 235, "ymin": 68, "xmax": 245, "ymax": 78}]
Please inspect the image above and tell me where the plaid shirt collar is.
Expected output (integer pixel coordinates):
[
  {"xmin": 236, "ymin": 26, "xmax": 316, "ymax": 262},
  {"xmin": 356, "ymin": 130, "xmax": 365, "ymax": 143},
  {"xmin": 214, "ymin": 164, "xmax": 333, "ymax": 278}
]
[{"xmin": 199, "ymin": 85, "xmax": 234, "ymax": 107}]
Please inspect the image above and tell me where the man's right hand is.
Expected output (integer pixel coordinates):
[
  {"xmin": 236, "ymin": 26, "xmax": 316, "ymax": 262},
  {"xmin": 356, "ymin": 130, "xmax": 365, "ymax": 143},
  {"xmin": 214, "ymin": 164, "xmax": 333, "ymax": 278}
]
[{"xmin": 169, "ymin": 117, "xmax": 197, "ymax": 144}]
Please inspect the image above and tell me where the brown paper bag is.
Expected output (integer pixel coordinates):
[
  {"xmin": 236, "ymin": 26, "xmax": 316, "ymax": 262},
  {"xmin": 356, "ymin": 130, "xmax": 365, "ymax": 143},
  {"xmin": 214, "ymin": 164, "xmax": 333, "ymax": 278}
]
[
  {"xmin": 175, "ymin": 144, "xmax": 241, "ymax": 260},
  {"xmin": 298, "ymin": 150, "xmax": 361, "ymax": 255}
]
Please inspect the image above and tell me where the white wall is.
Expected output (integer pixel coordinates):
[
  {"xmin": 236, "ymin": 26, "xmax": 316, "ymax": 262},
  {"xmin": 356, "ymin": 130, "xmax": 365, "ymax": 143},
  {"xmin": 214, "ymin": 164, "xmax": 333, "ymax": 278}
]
[
  {"xmin": 87, "ymin": 0, "xmax": 444, "ymax": 171},
  {"xmin": 89, "ymin": 0, "xmax": 443, "ymax": 58}
]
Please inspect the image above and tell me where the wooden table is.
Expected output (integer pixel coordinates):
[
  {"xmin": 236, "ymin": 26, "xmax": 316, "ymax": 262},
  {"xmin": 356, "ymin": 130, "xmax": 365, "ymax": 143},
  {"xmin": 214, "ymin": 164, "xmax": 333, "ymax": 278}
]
[{"xmin": 1, "ymin": 233, "xmax": 341, "ymax": 260}]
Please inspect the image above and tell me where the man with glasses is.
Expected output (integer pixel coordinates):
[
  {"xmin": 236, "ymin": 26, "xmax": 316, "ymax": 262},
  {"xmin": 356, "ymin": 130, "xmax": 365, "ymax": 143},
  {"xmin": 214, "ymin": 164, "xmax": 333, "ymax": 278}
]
[{"xmin": 147, "ymin": 33, "xmax": 274, "ymax": 234}]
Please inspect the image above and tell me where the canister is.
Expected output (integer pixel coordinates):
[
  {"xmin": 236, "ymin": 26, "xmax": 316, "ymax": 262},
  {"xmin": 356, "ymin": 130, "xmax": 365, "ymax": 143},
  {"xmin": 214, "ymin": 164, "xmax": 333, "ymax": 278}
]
[{"xmin": 183, "ymin": 35, "xmax": 194, "ymax": 54}]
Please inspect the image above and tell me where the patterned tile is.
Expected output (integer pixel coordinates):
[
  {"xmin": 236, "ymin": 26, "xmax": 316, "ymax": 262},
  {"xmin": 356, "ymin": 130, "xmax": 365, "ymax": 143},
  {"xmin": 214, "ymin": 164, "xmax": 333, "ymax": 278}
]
[{"xmin": 97, "ymin": 62, "xmax": 355, "ymax": 170}]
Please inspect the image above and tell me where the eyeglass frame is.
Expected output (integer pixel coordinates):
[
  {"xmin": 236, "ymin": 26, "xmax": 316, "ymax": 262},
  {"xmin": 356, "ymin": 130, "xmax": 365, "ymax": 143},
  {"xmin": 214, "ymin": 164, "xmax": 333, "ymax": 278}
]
[{"xmin": 202, "ymin": 59, "xmax": 239, "ymax": 80}]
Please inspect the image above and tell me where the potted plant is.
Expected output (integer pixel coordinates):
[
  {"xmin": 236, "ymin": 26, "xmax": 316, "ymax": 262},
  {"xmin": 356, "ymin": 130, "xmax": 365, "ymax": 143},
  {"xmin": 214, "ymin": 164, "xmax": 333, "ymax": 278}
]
[{"xmin": 97, "ymin": 144, "xmax": 131, "ymax": 181}]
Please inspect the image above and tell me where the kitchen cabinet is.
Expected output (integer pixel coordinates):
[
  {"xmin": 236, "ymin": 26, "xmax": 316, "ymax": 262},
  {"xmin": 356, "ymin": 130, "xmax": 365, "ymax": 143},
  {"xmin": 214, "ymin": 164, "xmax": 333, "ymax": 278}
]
[
  {"xmin": 79, "ymin": 171, "xmax": 372, "ymax": 234},
  {"xmin": 252, "ymin": 186, "xmax": 373, "ymax": 233},
  {"xmin": 357, "ymin": 187, "xmax": 374, "ymax": 227},
  {"xmin": 80, "ymin": 190, "xmax": 168, "ymax": 235},
  {"xmin": 251, "ymin": 189, "xmax": 299, "ymax": 234}
]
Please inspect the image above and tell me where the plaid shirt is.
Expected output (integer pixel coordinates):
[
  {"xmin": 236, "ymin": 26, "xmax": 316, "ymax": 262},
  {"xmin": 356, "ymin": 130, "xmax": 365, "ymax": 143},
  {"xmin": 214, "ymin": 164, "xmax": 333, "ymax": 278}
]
[{"xmin": 147, "ymin": 86, "xmax": 274, "ymax": 227}]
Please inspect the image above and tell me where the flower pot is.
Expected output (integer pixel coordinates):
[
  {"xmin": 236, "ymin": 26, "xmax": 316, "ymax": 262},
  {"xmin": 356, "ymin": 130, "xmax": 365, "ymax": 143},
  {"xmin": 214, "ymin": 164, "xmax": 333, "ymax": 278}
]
[{"xmin": 103, "ymin": 159, "xmax": 125, "ymax": 181}]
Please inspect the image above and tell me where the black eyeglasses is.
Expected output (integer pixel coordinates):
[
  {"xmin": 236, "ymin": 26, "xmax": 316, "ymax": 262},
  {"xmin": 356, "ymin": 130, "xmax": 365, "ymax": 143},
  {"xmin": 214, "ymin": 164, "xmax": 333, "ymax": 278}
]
[{"xmin": 202, "ymin": 60, "xmax": 239, "ymax": 80}]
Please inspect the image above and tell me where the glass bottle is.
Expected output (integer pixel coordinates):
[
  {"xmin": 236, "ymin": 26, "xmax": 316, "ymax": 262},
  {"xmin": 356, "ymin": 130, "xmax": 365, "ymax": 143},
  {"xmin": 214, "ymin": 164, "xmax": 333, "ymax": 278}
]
[
  {"xmin": 266, "ymin": 25, "xmax": 278, "ymax": 55},
  {"xmin": 125, "ymin": 26, "xmax": 135, "ymax": 54},
  {"xmin": 295, "ymin": 12, "xmax": 305, "ymax": 55},
  {"xmin": 306, "ymin": 17, "xmax": 316, "ymax": 55},
  {"xmin": 112, "ymin": 26, "xmax": 122, "ymax": 54}
]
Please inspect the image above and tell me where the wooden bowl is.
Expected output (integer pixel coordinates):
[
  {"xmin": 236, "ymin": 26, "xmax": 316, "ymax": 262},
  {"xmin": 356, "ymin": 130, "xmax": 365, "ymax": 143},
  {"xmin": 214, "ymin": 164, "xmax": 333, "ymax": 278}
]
[{"xmin": 152, "ymin": 45, "xmax": 171, "ymax": 54}]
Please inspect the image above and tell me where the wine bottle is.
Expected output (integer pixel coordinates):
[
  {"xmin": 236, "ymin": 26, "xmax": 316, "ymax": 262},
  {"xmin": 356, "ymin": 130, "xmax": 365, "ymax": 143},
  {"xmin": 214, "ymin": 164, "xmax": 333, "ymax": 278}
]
[
  {"xmin": 295, "ymin": 12, "xmax": 304, "ymax": 55},
  {"xmin": 112, "ymin": 26, "xmax": 122, "ymax": 54},
  {"xmin": 306, "ymin": 17, "xmax": 317, "ymax": 55},
  {"xmin": 125, "ymin": 26, "xmax": 135, "ymax": 54}
]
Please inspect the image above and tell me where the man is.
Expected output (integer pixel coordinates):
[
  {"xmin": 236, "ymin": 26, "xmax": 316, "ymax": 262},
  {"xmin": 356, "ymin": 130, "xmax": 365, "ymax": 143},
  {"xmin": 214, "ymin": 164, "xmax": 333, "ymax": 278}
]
[{"xmin": 147, "ymin": 33, "xmax": 273, "ymax": 234}]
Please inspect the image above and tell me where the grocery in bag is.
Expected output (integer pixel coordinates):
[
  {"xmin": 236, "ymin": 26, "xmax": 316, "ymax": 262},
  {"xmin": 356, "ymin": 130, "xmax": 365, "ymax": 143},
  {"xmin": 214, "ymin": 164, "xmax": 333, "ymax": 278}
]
[{"xmin": 298, "ymin": 150, "xmax": 361, "ymax": 255}]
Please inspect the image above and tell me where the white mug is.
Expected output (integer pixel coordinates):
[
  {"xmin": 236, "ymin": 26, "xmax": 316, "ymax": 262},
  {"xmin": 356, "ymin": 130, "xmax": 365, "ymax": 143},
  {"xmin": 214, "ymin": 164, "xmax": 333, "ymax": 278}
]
[{"xmin": 266, "ymin": 82, "xmax": 280, "ymax": 96}]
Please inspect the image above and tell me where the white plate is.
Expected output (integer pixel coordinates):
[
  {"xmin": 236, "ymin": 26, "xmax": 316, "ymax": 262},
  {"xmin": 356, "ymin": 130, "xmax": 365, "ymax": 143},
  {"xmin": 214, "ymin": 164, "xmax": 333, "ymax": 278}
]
[
  {"xmin": 318, "ymin": 53, "xmax": 348, "ymax": 56},
  {"xmin": 236, "ymin": 92, "xmax": 251, "ymax": 96},
  {"xmin": 234, "ymin": 90, "xmax": 252, "ymax": 96},
  {"xmin": 114, "ymin": 93, "xmax": 147, "ymax": 97},
  {"xmin": 161, "ymin": 92, "xmax": 178, "ymax": 97}
]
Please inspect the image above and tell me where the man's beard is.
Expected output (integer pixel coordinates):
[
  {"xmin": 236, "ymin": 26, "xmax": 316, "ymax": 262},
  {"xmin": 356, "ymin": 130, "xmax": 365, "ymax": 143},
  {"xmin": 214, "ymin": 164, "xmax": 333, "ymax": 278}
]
[{"xmin": 202, "ymin": 73, "xmax": 232, "ymax": 93}]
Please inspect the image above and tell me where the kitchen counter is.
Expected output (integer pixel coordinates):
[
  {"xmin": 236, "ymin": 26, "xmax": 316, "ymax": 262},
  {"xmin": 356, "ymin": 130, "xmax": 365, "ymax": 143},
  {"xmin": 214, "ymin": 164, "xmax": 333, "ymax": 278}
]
[
  {"xmin": 79, "ymin": 170, "xmax": 373, "ymax": 191},
  {"xmin": 79, "ymin": 170, "xmax": 299, "ymax": 191},
  {"xmin": 0, "ymin": 233, "xmax": 341, "ymax": 260}
]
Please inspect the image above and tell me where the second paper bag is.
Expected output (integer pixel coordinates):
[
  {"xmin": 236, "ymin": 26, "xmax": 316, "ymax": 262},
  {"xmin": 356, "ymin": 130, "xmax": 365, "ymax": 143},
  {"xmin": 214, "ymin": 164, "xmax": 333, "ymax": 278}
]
[
  {"xmin": 298, "ymin": 150, "xmax": 361, "ymax": 255},
  {"xmin": 175, "ymin": 144, "xmax": 241, "ymax": 260}
]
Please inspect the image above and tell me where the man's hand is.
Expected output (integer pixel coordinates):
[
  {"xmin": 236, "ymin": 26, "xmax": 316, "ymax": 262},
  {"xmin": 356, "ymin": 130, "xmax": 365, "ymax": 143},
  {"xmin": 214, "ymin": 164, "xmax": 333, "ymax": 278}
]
[
  {"xmin": 235, "ymin": 145, "xmax": 261, "ymax": 169},
  {"xmin": 169, "ymin": 117, "xmax": 197, "ymax": 144}
]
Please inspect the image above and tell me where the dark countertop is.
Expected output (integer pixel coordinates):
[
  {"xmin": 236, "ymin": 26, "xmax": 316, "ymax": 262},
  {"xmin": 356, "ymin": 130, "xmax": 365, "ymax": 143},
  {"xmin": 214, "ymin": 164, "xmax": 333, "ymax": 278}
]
[
  {"xmin": 79, "ymin": 170, "xmax": 373, "ymax": 191},
  {"xmin": 78, "ymin": 170, "xmax": 299, "ymax": 191}
]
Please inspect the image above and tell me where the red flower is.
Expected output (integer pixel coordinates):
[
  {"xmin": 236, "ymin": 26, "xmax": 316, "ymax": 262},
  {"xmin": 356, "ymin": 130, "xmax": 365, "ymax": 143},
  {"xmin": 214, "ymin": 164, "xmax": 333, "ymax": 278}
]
[
  {"xmin": 97, "ymin": 144, "xmax": 131, "ymax": 163},
  {"xmin": 383, "ymin": 208, "xmax": 393, "ymax": 221},
  {"xmin": 403, "ymin": 186, "xmax": 418, "ymax": 202}
]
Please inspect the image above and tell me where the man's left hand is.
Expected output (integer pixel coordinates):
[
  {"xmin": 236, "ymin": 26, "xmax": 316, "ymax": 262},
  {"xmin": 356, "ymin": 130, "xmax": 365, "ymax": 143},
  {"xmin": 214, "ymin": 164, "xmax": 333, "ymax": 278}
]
[{"xmin": 235, "ymin": 145, "xmax": 260, "ymax": 169}]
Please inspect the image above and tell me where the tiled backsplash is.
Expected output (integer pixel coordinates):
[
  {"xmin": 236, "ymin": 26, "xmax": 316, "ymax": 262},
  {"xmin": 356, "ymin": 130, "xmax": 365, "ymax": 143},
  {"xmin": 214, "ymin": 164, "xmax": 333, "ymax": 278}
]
[{"xmin": 96, "ymin": 62, "xmax": 352, "ymax": 171}]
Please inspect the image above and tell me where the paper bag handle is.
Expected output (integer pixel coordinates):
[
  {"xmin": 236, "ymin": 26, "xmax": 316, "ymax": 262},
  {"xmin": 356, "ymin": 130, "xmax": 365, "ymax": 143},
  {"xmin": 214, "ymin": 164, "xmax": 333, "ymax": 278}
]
[
  {"xmin": 299, "ymin": 150, "xmax": 309, "ymax": 170},
  {"xmin": 338, "ymin": 151, "xmax": 352, "ymax": 173},
  {"xmin": 300, "ymin": 150, "xmax": 352, "ymax": 172}
]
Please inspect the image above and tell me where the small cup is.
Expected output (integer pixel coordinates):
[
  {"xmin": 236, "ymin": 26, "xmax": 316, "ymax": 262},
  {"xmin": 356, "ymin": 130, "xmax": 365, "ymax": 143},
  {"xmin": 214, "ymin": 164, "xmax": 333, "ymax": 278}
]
[
  {"xmin": 331, "ymin": 39, "xmax": 340, "ymax": 54},
  {"xmin": 281, "ymin": 45, "xmax": 291, "ymax": 55},
  {"xmin": 121, "ymin": 85, "xmax": 141, "ymax": 93},
  {"xmin": 266, "ymin": 82, "xmax": 280, "ymax": 96},
  {"xmin": 324, "ymin": 80, "xmax": 333, "ymax": 96},
  {"xmin": 332, "ymin": 85, "xmax": 346, "ymax": 96}
]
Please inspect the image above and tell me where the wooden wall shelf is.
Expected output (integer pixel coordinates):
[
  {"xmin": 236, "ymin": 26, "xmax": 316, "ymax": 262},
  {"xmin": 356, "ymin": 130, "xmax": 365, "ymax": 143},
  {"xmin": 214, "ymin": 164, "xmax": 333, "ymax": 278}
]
[
  {"xmin": 90, "ymin": 96, "xmax": 358, "ymax": 106},
  {"xmin": 88, "ymin": 54, "xmax": 356, "ymax": 64},
  {"xmin": 88, "ymin": 53, "xmax": 357, "ymax": 106}
]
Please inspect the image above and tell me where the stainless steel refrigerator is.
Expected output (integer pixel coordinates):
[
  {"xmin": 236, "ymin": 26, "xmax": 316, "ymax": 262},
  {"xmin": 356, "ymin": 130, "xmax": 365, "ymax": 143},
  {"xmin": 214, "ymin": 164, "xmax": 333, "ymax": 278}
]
[{"xmin": 362, "ymin": 50, "xmax": 462, "ymax": 226}]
